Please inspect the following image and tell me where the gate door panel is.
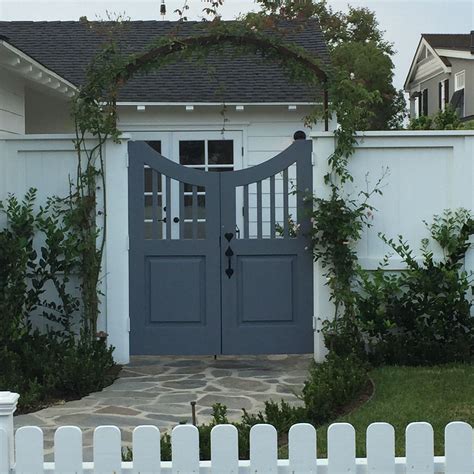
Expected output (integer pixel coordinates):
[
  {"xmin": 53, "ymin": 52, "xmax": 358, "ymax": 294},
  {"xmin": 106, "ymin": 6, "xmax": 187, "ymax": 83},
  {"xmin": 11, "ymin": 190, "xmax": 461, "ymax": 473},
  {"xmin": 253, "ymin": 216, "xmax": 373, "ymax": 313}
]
[
  {"xmin": 129, "ymin": 141, "xmax": 221, "ymax": 355},
  {"xmin": 220, "ymin": 140, "xmax": 313, "ymax": 354}
]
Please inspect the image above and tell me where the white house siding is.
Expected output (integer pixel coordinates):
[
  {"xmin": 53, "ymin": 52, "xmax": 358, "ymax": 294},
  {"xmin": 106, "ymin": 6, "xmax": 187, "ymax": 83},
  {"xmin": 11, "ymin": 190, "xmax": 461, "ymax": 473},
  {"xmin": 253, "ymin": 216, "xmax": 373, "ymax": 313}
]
[
  {"xmin": 449, "ymin": 58, "xmax": 474, "ymax": 118},
  {"xmin": 311, "ymin": 130, "xmax": 474, "ymax": 361},
  {"xmin": 0, "ymin": 67, "xmax": 25, "ymax": 134}
]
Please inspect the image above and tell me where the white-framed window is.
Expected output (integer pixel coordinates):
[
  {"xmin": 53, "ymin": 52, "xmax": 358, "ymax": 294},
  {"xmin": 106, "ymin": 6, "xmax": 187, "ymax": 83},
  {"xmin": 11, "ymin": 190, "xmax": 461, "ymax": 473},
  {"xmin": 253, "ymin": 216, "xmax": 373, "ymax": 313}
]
[{"xmin": 455, "ymin": 70, "xmax": 465, "ymax": 91}]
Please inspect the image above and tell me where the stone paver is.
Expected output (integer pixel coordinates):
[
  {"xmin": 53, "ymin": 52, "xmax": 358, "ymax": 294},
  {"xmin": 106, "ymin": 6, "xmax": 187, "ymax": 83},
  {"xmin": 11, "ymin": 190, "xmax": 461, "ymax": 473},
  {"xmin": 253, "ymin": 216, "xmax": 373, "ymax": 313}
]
[{"xmin": 14, "ymin": 355, "xmax": 311, "ymax": 461}]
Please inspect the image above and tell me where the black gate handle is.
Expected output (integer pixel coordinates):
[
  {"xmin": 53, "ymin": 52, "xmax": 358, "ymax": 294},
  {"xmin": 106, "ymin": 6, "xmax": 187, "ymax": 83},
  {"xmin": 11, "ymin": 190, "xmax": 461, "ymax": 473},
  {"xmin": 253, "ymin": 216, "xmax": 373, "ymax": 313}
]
[{"xmin": 224, "ymin": 232, "xmax": 234, "ymax": 278}]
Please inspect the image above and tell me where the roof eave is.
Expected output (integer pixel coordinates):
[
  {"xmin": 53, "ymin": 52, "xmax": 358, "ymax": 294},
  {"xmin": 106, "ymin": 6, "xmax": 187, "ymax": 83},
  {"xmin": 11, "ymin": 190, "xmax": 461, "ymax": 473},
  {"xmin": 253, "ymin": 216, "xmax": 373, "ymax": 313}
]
[{"xmin": 0, "ymin": 40, "xmax": 77, "ymax": 98}]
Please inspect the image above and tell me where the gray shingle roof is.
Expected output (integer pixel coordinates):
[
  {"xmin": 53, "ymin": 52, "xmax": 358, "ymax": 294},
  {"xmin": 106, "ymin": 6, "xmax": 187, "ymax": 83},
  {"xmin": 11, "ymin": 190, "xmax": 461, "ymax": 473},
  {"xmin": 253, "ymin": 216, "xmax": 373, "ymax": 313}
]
[
  {"xmin": 0, "ymin": 20, "xmax": 330, "ymax": 103},
  {"xmin": 423, "ymin": 32, "xmax": 474, "ymax": 52}
]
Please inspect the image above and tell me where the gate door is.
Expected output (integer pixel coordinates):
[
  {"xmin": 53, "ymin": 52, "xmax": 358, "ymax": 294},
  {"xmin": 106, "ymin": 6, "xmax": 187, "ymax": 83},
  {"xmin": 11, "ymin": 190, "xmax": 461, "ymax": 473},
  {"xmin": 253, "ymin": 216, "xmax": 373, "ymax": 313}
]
[
  {"xmin": 129, "ymin": 141, "xmax": 221, "ymax": 355},
  {"xmin": 220, "ymin": 140, "xmax": 313, "ymax": 354},
  {"xmin": 129, "ymin": 140, "xmax": 313, "ymax": 355}
]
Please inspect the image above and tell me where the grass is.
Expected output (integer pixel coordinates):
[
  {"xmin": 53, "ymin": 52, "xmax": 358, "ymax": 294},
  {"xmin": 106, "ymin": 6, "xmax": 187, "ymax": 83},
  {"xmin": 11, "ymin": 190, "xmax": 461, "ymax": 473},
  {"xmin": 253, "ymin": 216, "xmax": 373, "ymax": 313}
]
[{"xmin": 314, "ymin": 364, "xmax": 474, "ymax": 457}]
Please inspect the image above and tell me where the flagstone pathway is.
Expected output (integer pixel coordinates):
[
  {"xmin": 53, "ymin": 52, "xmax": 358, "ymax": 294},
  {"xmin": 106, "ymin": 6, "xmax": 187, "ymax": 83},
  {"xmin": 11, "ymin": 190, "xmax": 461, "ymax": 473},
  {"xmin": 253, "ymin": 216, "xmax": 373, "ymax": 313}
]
[{"xmin": 14, "ymin": 354, "xmax": 311, "ymax": 461}]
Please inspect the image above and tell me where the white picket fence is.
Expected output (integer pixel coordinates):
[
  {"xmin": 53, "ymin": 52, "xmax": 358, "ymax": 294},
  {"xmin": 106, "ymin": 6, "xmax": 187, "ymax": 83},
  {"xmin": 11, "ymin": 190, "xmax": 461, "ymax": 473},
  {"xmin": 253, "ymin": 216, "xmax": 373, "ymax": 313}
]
[{"xmin": 0, "ymin": 421, "xmax": 473, "ymax": 473}]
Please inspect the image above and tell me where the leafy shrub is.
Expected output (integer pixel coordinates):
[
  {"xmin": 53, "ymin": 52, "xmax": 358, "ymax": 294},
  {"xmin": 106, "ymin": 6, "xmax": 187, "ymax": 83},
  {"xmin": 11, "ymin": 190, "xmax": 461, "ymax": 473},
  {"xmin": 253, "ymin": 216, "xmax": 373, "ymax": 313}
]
[
  {"xmin": 409, "ymin": 106, "xmax": 474, "ymax": 131},
  {"xmin": 302, "ymin": 353, "xmax": 368, "ymax": 424},
  {"xmin": 0, "ymin": 331, "xmax": 116, "ymax": 412},
  {"xmin": 409, "ymin": 114, "xmax": 433, "ymax": 130},
  {"xmin": 355, "ymin": 209, "xmax": 474, "ymax": 365},
  {"xmin": 0, "ymin": 190, "xmax": 117, "ymax": 412}
]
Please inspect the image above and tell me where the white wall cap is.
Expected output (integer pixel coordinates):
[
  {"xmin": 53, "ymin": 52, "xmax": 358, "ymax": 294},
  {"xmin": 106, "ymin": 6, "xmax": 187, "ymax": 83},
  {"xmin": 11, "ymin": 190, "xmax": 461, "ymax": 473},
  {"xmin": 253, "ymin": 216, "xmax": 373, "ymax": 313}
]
[
  {"xmin": 310, "ymin": 130, "xmax": 474, "ymax": 138},
  {"xmin": 0, "ymin": 392, "xmax": 20, "ymax": 414}
]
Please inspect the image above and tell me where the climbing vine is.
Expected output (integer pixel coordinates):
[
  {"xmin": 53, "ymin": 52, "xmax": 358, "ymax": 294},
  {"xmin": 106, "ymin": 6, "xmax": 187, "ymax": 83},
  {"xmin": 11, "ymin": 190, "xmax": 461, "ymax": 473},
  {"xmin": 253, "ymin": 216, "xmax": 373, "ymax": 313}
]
[{"xmin": 69, "ymin": 2, "xmax": 382, "ymax": 342}]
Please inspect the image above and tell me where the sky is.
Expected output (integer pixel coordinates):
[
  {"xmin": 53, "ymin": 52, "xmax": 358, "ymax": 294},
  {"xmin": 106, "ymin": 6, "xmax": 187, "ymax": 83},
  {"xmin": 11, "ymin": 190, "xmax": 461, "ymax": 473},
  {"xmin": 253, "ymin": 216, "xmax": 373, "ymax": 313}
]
[{"xmin": 0, "ymin": 0, "xmax": 473, "ymax": 90}]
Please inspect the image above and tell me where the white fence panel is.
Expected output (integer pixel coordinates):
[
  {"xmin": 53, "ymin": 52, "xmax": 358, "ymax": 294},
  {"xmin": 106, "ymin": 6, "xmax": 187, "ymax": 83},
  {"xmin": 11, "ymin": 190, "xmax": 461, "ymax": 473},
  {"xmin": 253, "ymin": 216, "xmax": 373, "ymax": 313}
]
[
  {"xmin": 15, "ymin": 426, "xmax": 44, "ymax": 474},
  {"xmin": 54, "ymin": 426, "xmax": 83, "ymax": 474},
  {"xmin": 250, "ymin": 424, "xmax": 278, "ymax": 474},
  {"xmin": 288, "ymin": 423, "xmax": 317, "ymax": 474},
  {"xmin": 0, "ymin": 394, "xmax": 474, "ymax": 474},
  {"xmin": 132, "ymin": 426, "xmax": 161, "ymax": 474},
  {"xmin": 327, "ymin": 423, "xmax": 355, "ymax": 474},
  {"xmin": 366, "ymin": 422, "xmax": 395, "ymax": 474},
  {"xmin": 211, "ymin": 425, "xmax": 239, "ymax": 474},
  {"xmin": 171, "ymin": 425, "xmax": 199, "ymax": 474},
  {"xmin": 444, "ymin": 422, "xmax": 473, "ymax": 474},
  {"xmin": 93, "ymin": 426, "xmax": 122, "ymax": 474},
  {"xmin": 406, "ymin": 422, "xmax": 434, "ymax": 474},
  {"xmin": 0, "ymin": 429, "xmax": 9, "ymax": 474}
]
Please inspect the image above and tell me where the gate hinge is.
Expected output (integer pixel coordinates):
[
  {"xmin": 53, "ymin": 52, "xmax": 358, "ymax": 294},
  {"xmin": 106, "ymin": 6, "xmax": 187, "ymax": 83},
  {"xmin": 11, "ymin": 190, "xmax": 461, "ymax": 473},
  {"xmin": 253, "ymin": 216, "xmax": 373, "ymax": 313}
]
[
  {"xmin": 126, "ymin": 235, "xmax": 130, "ymax": 250},
  {"xmin": 311, "ymin": 152, "xmax": 316, "ymax": 166},
  {"xmin": 312, "ymin": 316, "xmax": 318, "ymax": 331},
  {"xmin": 125, "ymin": 153, "xmax": 129, "ymax": 168},
  {"xmin": 127, "ymin": 317, "xmax": 130, "ymax": 332}
]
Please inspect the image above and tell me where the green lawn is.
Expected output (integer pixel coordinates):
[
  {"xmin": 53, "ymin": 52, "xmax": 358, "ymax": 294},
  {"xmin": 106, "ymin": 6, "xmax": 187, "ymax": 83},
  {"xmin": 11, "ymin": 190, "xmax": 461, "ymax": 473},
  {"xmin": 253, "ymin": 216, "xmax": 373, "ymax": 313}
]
[{"xmin": 315, "ymin": 365, "xmax": 474, "ymax": 457}]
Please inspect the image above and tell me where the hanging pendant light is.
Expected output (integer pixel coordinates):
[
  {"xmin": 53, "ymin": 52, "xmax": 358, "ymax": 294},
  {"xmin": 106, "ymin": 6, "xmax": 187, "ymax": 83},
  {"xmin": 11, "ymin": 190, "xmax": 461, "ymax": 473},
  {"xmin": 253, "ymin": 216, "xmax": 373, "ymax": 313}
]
[{"xmin": 160, "ymin": 0, "xmax": 166, "ymax": 18}]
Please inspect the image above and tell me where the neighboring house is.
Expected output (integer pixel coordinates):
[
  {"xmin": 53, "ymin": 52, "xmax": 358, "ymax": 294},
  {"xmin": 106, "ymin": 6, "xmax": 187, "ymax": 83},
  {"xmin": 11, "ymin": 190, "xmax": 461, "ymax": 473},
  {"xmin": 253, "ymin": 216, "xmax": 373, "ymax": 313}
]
[
  {"xmin": 0, "ymin": 20, "xmax": 334, "ymax": 360},
  {"xmin": 405, "ymin": 31, "xmax": 474, "ymax": 121}
]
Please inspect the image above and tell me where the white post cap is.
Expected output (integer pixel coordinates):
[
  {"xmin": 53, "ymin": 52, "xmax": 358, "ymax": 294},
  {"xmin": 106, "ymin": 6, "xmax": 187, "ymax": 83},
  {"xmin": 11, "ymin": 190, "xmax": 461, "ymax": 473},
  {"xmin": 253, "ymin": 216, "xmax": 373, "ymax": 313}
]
[{"xmin": 0, "ymin": 392, "xmax": 20, "ymax": 414}]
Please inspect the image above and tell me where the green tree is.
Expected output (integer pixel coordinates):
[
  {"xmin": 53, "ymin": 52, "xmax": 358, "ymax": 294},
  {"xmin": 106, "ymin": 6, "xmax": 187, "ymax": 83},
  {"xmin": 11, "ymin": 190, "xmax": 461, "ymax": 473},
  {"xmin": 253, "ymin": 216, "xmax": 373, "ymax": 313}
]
[{"xmin": 255, "ymin": 1, "xmax": 407, "ymax": 130}]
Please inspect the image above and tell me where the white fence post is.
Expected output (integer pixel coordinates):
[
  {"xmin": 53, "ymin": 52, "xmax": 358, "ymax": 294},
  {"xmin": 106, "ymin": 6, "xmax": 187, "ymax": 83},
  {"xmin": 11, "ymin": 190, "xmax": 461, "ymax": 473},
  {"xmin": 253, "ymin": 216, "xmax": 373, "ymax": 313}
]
[
  {"xmin": 311, "ymin": 133, "xmax": 336, "ymax": 363},
  {"xmin": 0, "ymin": 392, "xmax": 19, "ymax": 469},
  {"xmin": 104, "ymin": 137, "xmax": 131, "ymax": 365}
]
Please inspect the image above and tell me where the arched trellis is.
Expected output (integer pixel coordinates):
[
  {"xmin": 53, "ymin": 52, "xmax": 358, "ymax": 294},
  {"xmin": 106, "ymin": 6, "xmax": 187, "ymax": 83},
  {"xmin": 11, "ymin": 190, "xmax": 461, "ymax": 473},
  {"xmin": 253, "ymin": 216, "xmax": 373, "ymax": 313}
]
[{"xmin": 73, "ymin": 22, "xmax": 332, "ymax": 336}]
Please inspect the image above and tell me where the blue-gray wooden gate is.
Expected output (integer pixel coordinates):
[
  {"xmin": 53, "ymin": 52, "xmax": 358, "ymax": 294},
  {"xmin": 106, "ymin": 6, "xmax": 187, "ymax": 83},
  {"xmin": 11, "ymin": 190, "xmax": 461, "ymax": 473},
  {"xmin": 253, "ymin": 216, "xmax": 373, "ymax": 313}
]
[{"xmin": 128, "ymin": 140, "xmax": 313, "ymax": 355}]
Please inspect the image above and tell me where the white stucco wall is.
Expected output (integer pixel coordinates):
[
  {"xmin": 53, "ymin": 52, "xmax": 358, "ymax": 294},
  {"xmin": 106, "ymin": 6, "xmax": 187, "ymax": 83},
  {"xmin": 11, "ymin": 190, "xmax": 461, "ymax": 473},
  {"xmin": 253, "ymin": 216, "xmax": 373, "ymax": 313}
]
[
  {"xmin": 0, "ymin": 67, "xmax": 25, "ymax": 134},
  {"xmin": 311, "ymin": 130, "xmax": 474, "ymax": 360},
  {"xmin": 2, "ymin": 130, "xmax": 474, "ymax": 363}
]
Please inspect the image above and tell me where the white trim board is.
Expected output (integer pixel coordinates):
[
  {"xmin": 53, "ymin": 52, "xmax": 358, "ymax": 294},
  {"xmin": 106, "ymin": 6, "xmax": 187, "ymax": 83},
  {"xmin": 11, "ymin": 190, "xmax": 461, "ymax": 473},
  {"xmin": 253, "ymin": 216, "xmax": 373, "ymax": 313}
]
[
  {"xmin": 0, "ymin": 41, "xmax": 77, "ymax": 98},
  {"xmin": 435, "ymin": 49, "xmax": 474, "ymax": 60},
  {"xmin": 117, "ymin": 102, "xmax": 320, "ymax": 106}
]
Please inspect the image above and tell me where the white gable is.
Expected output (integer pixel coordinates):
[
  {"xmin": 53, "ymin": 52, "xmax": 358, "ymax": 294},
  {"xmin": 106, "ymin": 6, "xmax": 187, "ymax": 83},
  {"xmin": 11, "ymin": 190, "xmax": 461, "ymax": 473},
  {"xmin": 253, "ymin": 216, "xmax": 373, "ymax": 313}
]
[{"xmin": 404, "ymin": 37, "xmax": 451, "ymax": 92}]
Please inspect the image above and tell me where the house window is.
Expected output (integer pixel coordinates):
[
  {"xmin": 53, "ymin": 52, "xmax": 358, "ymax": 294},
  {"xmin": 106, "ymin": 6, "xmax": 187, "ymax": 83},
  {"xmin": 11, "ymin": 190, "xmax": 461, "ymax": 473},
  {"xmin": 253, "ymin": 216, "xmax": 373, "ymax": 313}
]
[
  {"xmin": 179, "ymin": 139, "xmax": 235, "ymax": 239},
  {"xmin": 455, "ymin": 71, "xmax": 465, "ymax": 91},
  {"xmin": 179, "ymin": 140, "xmax": 234, "ymax": 172}
]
